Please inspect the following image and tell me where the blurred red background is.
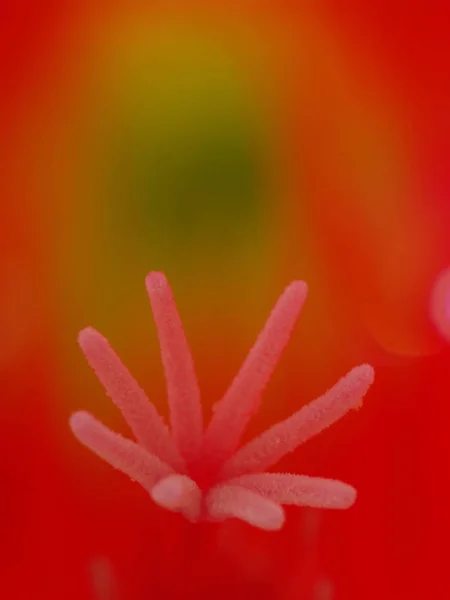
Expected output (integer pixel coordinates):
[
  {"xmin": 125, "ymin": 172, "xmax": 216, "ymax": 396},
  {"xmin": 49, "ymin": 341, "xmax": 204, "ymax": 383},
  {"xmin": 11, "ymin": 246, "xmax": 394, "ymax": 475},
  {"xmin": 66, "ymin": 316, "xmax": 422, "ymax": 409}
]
[{"xmin": 1, "ymin": 2, "xmax": 450, "ymax": 599}]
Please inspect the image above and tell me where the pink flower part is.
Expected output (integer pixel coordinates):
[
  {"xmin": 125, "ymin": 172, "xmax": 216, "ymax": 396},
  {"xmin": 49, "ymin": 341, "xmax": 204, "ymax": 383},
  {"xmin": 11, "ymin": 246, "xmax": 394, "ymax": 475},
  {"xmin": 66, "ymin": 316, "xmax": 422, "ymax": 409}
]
[
  {"xmin": 70, "ymin": 271, "xmax": 375, "ymax": 530},
  {"xmin": 206, "ymin": 484, "xmax": 285, "ymax": 531},
  {"xmin": 227, "ymin": 473, "xmax": 356, "ymax": 509},
  {"xmin": 70, "ymin": 411, "xmax": 174, "ymax": 491},
  {"xmin": 78, "ymin": 327, "xmax": 184, "ymax": 472},
  {"xmin": 430, "ymin": 266, "xmax": 450, "ymax": 342},
  {"xmin": 146, "ymin": 272, "xmax": 203, "ymax": 465},
  {"xmin": 151, "ymin": 474, "xmax": 202, "ymax": 522},
  {"xmin": 219, "ymin": 364, "xmax": 374, "ymax": 480},
  {"xmin": 201, "ymin": 280, "xmax": 308, "ymax": 474}
]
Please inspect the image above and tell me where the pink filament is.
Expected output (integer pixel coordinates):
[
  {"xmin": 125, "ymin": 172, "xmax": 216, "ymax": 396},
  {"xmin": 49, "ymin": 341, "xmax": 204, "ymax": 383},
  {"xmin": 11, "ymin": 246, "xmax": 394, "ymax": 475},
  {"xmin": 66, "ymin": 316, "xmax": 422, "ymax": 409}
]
[
  {"xmin": 220, "ymin": 364, "xmax": 374, "ymax": 479},
  {"xmin": 202, "ymin": 280, "xmax": 308, "ymax": 474},
  {"xmin": 70, "ymin": 411, "xmax": 174, "ymax": 491},
  {"xmin": 146, "ymin": 272, "xmax": 203, "ymax": 465},
  {"xmin": 228, "ymin": 473, "xmax": 357, "ymax": 509},
  {"xmin": 78, "ymin": 327, "xmax": 184, "ymax": 472},
  {"xmin": 151, "ymin": 474, "xmax": 202, "ymax": 522},
  {"xmin": 206, "ymin": 484, "xmax": 285, "ymax": 531}
]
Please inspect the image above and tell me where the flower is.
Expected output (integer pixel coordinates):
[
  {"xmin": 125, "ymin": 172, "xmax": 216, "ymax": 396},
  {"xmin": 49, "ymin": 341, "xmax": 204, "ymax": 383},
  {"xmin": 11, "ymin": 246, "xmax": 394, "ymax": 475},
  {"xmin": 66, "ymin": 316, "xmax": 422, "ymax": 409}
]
[{"xmin": 70, "ymin": 272, "xmax": 374, "ymax": 531}]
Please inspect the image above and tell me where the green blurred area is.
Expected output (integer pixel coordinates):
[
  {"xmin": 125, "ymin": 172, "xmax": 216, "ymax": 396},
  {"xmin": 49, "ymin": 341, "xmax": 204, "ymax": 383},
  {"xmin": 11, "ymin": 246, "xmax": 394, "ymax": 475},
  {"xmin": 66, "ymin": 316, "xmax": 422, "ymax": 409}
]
[
  {"xmin": 91, "ymin": 23, "xmax": 272, "ymax": 265},
  {"xmin": 59, "ymin": 21, "xmax": 277, "ymax": 355}
]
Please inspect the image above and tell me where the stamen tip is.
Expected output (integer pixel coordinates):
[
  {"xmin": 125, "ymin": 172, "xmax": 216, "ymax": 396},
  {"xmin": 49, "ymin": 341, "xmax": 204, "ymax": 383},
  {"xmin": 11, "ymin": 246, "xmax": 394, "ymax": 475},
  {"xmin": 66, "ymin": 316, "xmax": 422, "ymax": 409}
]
[
  {"xmin": 69, "ymin": 410, "xmax": 92, "ymax": 435},
  {"xmin": 263, "ymin": 506, "xmax": 286, "ymax": 531},
  {"xmin": 287, "ymin": 280, "xmax": 308, "ymax": 299},
  {"xmin": 78, "ymin": 326, "xmax": 102, "ymax": 347},
  {"xmin": 351, "ymin": 364, "xmax": 375, "ymax": 410},
  {"xmin": 152, "ymin": 476, "xmax": 184, "ymax": 508},
  {"xmin": 359, "ymin": 363, "xmax": 375, "ymax": 382},
  {"xmin": 345, "ymin": 485, "xmax": 357, "ymax": 508},
  {"xmin": 145, "ymin": 271, "xmax": 167, "ymax": 292}
]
